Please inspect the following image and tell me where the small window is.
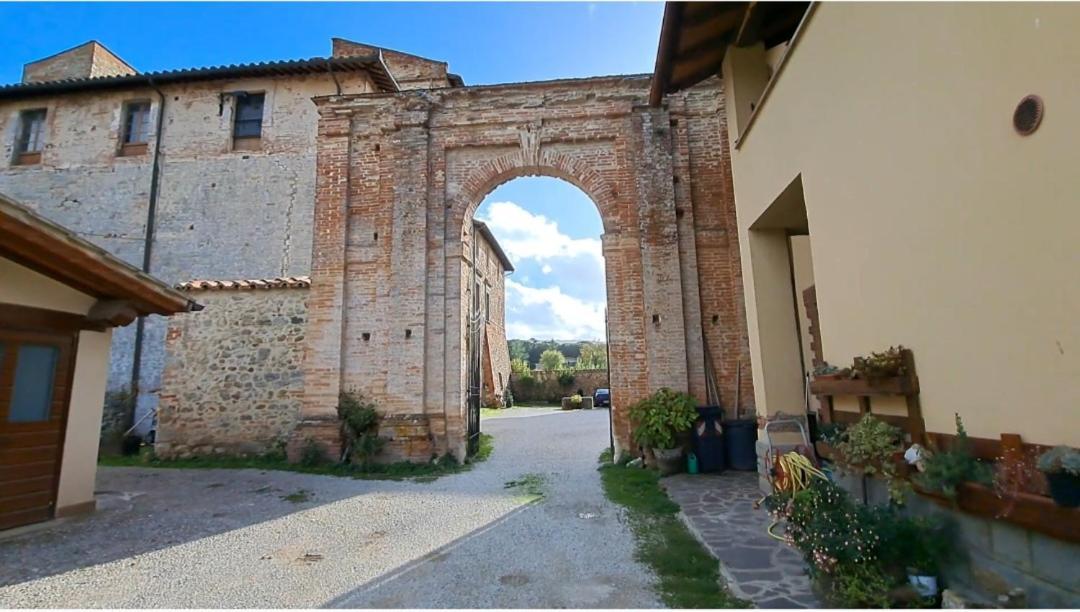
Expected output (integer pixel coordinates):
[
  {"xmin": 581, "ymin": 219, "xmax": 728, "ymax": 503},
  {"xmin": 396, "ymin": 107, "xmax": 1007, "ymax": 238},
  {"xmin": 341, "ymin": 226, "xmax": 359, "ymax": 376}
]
[
  {"xmin": 13, "ymin": 108, "xmax": 46, "ymax": 165},
  {"xmin": 122, "ymin": 101, "xmax": 151, "ymax": 144},
  {"xmin": 233, "ymin": 92, "xmax": 265, "ymax": 140},
  {"xmin": 485, "ymin": 289, "xmax": 491, "ymax": 322},
  {"xmin": 119, "ymin": 101, "xmax": 151, "ymax": 156},
  {"xmin": 8, "ymin": 344, "xmax": 59, "ymax": 423}
]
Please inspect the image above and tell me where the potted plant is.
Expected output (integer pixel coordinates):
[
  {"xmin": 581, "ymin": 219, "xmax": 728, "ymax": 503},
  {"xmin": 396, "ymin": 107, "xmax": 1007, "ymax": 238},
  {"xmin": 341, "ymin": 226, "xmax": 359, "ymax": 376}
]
[
  {"xmin": 629, "ymin": 387, "xmax": 697, "ymax": 475},
  {"xmin": 1036, "ymin": 446, "xmax": 1080, "ymax": 507},
  {"xmin": 914, "ymin": 414, "xmax": 993, "ymax": 500},
  {"xmin": 832, "ymin": 414, "xmax": 909, "ymax": 503},
  {"xmin": 851, "ymin": 346, "xmax": 906, "ymax": 382}
]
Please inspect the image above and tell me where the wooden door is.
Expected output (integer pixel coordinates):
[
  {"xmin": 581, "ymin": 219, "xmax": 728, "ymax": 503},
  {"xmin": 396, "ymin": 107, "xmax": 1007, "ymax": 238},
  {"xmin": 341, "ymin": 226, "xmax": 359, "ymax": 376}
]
[{"xmin": 0, "ymin": 329, "xmax": 76, "ymax": 530}]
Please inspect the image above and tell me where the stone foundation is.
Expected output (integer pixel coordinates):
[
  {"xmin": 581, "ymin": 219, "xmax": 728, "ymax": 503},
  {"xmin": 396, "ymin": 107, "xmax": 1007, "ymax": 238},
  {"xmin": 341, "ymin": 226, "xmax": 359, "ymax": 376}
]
[{"xmin": 286, "ymin": 418, "xmax": 343, "ymax": 463}]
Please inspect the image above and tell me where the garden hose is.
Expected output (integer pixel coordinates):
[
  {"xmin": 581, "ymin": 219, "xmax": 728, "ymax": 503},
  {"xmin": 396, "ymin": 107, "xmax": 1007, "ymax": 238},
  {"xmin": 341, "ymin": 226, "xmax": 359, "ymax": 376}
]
[{"xmin": 760, "ymin": 451, "xmax": 828, "ymax": 542}]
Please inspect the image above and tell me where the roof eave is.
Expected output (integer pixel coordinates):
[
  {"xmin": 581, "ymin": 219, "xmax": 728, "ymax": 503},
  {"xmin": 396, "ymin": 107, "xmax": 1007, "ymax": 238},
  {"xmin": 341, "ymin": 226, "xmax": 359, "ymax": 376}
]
[{"xmin": 0, "ymin": 193, "xmax": 198, "ymax": 319}]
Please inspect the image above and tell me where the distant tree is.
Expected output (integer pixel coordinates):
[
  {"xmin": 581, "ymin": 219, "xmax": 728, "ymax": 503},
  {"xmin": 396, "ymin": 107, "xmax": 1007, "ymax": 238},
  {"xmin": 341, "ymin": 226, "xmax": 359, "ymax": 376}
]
[
  {"xmin": 539, "ymin": 349, "xmax": 567, "ymax": 371},
  {"xmin": 508, "ymin": 339, "xmax": 530, "ymax": 364},
  {"xmin": 578, "ymin": 342, "xmax": 608, "ymax": 370},
  {"xmin": 510, "ymin": 358, "xmax": 530, "ymax": 375}
]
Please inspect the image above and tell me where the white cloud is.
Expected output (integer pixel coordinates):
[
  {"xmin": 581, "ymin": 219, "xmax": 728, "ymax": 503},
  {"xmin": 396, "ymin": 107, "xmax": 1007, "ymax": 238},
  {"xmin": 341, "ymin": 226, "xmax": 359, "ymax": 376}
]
[
  {"xmin": 477, "ymin": 201, "xmax": 602, "ymax": 267},
  {"xmin": 505, "ymin": 278, "xmax": 606, "ymax": 341},
  {"xmin": 478, "ymin": 200, "xmax": 607, "ymax": 340}
]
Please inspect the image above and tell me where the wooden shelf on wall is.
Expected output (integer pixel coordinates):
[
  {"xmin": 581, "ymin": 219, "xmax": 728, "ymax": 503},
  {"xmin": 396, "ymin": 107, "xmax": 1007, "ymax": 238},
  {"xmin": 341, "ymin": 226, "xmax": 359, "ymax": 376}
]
[
  {"xmin": 915, "ymin": 482, "xmax": 1080, "ymax": 544},
  {"xmin": 809, "ymin": 375, "xmax": 917, "ymax": 396},
  {"xmin": 812, "ymin": 348, "xmax": 926, "ymax": 442}
]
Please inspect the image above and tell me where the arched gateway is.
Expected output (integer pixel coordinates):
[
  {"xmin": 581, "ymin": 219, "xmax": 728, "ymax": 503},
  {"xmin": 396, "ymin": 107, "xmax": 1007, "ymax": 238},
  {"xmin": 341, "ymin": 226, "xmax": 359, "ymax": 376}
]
[{"xmin": 289, "ymin": 74, "xmax": 752, "ymax": 461}]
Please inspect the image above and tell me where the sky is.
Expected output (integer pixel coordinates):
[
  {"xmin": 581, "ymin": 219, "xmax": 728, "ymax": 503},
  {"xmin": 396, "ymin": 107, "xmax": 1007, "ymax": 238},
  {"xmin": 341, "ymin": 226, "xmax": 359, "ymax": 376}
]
[{"xmin": 0, "ymin": 1, "xmax": 665, "ymax": 341}]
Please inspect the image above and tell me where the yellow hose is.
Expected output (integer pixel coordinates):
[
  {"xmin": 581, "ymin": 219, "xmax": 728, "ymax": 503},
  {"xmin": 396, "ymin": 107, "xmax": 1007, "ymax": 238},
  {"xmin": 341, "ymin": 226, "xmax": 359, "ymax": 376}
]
[{"xmin": 760, "ymin": 451, "xmax": 827, "ymax": 542}]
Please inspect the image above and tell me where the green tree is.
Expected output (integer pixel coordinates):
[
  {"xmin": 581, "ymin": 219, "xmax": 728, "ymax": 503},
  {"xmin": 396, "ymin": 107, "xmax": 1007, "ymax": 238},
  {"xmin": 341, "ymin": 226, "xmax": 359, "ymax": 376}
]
[
  {"xmin": 510, "ymin": 358, "xmax": 530, "ymax": 375},
  {"xmin": 539, "ymin": 349, "xmax": 567, "ymax": 371},
  {"xmin": 578, "ymin": 342, "xmax": 608, "ymax": 370}
]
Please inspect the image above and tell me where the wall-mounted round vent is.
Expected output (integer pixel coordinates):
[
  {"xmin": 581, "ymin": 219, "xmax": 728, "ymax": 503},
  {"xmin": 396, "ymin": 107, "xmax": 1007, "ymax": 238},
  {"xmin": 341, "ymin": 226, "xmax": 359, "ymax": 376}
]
[{"xmin": 1013, "ymin": 95, "xmax": 1044, "ymax": 136}]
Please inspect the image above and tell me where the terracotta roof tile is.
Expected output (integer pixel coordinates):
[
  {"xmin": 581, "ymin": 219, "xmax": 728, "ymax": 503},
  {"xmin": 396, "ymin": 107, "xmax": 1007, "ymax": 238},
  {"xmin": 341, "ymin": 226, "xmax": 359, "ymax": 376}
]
[{"xmin": 176, "ymin": 276, "xmax": 311, "ymax": 291}]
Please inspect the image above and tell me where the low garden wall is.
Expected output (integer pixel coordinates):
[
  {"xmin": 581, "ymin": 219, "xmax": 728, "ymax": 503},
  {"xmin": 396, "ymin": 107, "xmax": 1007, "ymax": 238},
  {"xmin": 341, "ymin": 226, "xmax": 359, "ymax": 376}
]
[
  {"xmin": 509, "ymin": 369, "xmax": 609, "ymax": 404},
  {"xmin": 156, "ymin": 280, "xmax": 308, "ymax": 458}
]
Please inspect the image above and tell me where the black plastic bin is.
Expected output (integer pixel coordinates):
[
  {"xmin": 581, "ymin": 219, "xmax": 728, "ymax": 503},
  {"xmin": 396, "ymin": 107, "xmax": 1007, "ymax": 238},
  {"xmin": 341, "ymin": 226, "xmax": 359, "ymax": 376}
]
[
  {"xmin": 723, "ymin": 418, "xmax": 758, "ymax": 471},
  {"xmin": 692, "ymin": 406, "xmax": 726, "ymax": 473}
]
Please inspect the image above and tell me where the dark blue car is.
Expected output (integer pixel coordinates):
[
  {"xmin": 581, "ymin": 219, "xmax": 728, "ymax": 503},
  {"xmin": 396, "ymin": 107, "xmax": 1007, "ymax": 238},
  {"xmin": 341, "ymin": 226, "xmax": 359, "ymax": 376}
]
[{"xmin": 593, "ymin": 388, "xmax": 611, "ymax": 407}]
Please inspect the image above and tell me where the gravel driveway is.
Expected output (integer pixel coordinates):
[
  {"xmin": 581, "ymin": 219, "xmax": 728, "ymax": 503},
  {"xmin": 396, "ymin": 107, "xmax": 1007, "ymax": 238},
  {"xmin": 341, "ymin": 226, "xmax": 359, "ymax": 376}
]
[{"xmin": 0, "ymin": 409, "xmax": 660, "ymax": 608}]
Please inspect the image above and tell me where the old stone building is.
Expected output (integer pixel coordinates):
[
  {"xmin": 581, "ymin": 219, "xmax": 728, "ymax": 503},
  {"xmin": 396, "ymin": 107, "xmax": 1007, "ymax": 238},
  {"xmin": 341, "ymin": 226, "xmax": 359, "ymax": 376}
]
[
  {"xmin": 2, "ymin": 36, "xmax": 749, "ymax": 463},
  {"xmin": 468, "ymin": 220, "xmax": 514, "ymax": 409},
  {"xmin": 0, "ymin": 38, "xmax": 458, "ymax": 438}
]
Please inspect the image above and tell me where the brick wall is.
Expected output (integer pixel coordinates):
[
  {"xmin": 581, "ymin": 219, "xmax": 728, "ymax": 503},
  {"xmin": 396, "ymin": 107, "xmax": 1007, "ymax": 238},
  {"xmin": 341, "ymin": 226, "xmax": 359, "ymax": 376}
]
[
  {"xmin": 299, "ymin": 74, "xmax": 750, "ymax": 462},
  {"xmin": 156, "ymin": 285, "xmax": 307, "ymax": 458}
]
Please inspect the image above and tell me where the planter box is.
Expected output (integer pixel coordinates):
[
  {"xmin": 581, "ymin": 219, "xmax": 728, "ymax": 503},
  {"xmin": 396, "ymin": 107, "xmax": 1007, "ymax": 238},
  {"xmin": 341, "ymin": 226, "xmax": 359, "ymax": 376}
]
[
  {"xmin": 810, "ymin": 375, "xmax": 917, "ymax": 396},
  {"xmin": 914, "ymin": 482, "xmax": 1080, "ymax": 544},
  {"xmin": 581, "ymin": 396, "xmax": 594, "ymax": 410}
]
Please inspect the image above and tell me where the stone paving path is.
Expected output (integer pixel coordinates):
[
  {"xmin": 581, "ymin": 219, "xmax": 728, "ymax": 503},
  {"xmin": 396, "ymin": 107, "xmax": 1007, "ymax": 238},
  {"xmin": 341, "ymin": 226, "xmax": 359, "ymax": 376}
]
[{"xmin": 662, "ymin": 471, "xmax": 821, "ymax": 608}]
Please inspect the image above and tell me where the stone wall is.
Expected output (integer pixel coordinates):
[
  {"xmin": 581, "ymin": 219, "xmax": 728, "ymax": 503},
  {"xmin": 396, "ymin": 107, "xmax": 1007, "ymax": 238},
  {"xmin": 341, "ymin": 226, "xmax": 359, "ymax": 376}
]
[
  {"xmin": 155, "ymin": 282, "xmax": 308, "ymax": 458},
  {"xmin": 0, "ymin": 63, "xmax": 375, "ymax": 438},
  {"xmin": 510, "ymin": 369, "xmax": 610, "ymax": 404}
]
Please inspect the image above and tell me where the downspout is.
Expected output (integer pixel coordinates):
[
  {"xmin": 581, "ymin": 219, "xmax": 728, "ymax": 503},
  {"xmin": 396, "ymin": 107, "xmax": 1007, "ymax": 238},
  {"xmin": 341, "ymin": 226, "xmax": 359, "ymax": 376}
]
[
  {"xmin": 126, "ymin": 78, "xmax": 167, "ymax": 432},
  {"xmin": 325, "ymin": 59, "xmax": 343, "ymax": 95}
]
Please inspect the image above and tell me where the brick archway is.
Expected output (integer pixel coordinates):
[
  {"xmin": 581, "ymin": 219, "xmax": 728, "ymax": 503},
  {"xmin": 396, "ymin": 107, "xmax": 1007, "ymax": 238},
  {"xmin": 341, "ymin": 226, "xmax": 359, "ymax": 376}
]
[{"xmin": 292, "ymin": 75, "xmax": 752, "ymax": 462}]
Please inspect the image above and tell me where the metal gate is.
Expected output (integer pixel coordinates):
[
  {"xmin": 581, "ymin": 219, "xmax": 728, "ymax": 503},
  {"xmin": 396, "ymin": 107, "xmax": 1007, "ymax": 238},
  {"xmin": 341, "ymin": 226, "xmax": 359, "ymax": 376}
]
[{"xmin": 466, "ymin": 236, "xmax": 484, "ymax": 456}]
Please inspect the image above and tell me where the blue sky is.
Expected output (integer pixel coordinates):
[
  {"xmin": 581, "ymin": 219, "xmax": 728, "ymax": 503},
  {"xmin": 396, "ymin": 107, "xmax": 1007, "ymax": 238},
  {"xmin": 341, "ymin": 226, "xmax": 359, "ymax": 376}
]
[{"xmin": 0, "ymin": 1, "xmax": 664, "ymax": 341}]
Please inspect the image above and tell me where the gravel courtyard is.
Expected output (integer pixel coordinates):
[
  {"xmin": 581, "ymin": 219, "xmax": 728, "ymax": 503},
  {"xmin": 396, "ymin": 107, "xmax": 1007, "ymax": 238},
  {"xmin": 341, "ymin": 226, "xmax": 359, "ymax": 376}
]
[{"xmin": 0, "ymin": 409, "xmax": 660, "ymax": 608}]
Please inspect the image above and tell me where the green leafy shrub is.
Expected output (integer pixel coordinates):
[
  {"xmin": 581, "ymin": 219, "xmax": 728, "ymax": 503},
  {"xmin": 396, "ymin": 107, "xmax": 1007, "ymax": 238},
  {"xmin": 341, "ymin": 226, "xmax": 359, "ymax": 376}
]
[
  {"xmin": 338, "ymin": 390, "xmax": 385, "ymax": 468},
  {"xmin": 570, "ymin": 394, "xmax": 583, "ymax": 408},
  {"xmin": 558, "ymin": 371, "xmax": 576, "ymax": 387},
  {"xmin": 629, "ymin": 388, "xmax": 697, "ymax": 450},
  {"xmin": 503, "ymin": 386, "xmax": 514, "ymax": 408},
  {"xmin": 833, "ymin": 414, "xmax": 908, "ymax": 503},
  {"xmin": 817, "ymin": 422, "xmax": 848, "ymax": 445},
  {"xmin": 915, "ymin": 414, "xmax": 992, "ymax": 499},
  {"xmin": 1037, "ymin": 446, "xmax": 1080, "ymax": 476},
  {"xmin": 300, "ymin": 439, "xmax": 325, "ymax": 467},
  {"xmin": 782, "ymin": 479, "xmax": 952, "ymax": 608}
]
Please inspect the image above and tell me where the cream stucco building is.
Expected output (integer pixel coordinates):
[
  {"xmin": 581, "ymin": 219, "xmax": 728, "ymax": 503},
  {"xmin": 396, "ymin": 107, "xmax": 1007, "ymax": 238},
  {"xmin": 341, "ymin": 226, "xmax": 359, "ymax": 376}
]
[
  {"xmin": 653, "ymin": 2, "xmax": 1078, "ymax": 606},
  {"xmin": 0, "ymin": 193, "xmax": 195, "ymax": 531}
]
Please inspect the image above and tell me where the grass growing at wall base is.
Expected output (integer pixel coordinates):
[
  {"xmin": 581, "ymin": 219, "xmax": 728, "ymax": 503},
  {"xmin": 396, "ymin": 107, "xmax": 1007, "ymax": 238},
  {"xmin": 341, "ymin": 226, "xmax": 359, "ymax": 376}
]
[
  {"xmin": 99, "ymin": 433, "xmax": 494, "ymax": 482},
  {"xmin": 598, "ymin": 455, "xmax": 749, "ymax": 609}
]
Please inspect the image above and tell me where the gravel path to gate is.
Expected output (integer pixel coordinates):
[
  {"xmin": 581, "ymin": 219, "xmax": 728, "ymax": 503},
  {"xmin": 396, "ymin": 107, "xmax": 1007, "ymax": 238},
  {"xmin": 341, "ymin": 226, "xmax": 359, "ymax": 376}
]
[{"xmin": 0, "ymin": 409, "xmax": 659, "ymax": 608}]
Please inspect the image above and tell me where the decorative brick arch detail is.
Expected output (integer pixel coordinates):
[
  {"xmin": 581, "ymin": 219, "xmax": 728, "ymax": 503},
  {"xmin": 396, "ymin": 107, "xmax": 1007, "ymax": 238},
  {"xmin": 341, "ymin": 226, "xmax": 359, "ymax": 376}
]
[
  {"xmin": 451, "ymin": 150, "xmax": 619, "ymax": 236},
  {"xmin": 292, "ymin": 76, "xmax": 753, "ymax": 465}
]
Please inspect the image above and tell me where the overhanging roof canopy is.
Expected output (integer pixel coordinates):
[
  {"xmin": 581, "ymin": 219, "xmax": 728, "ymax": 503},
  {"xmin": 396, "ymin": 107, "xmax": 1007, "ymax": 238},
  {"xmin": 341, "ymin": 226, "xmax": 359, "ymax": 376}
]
[
  {"xmin": 650, "ymin": 1, "xmax": 810, "ymax": 105},
  {"xmin": 0, "ymin": 193, "xmax": 199, "ymax": 320}
]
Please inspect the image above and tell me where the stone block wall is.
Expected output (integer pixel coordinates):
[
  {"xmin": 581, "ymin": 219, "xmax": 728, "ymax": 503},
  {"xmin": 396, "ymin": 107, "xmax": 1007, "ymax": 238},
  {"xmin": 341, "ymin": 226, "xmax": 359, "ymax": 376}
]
[
  {"xmin": 0, "ymin": 66, "xmax": 374, "ymax": 439},
  {"xmin": 156, "ymin": 282, "xmax": 308, "ymax": 458},
  {"xmin": 510, "ymin": 369, "xmax": 611, "ymax": 404}
]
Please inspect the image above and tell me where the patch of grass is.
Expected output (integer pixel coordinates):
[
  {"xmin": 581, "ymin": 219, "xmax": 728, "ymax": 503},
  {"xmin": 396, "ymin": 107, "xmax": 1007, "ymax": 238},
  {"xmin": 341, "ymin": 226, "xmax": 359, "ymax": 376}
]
[
  {"xmin": 98, "ymin": 433, "xmax": 495, "ymax": 482},
  {"xmin": 281, "ymin": 489, "xmax": 312, "ymax": 503},
  {"xmin": 599, "ymin": 459, "xmax": 748, "ymax": 608},
  {"xmin": 598, "ymin": 447, "xmax": 614, "ymax": 465},
  {"xmin": 504, "ymin": 472, "xmax": 547, "ymax": 500}
]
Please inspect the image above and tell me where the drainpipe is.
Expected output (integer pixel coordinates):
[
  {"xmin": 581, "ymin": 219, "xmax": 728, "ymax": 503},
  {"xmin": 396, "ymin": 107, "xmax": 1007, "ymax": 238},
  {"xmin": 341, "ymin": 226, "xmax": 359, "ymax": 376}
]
[{"xmin": 126, "ymin": 79, "xmax": 167, "ymax": 432}]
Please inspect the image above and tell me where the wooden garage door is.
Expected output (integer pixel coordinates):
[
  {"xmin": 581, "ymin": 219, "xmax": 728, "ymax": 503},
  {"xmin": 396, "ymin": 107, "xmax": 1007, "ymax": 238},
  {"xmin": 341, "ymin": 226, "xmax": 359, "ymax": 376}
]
[{"xmin": 0, "ymin": 329, "xmax": 76, "ymax": 531}]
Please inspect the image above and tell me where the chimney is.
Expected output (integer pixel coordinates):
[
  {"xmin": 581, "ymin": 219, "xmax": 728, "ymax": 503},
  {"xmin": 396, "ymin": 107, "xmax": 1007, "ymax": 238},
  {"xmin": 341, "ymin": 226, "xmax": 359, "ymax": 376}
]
[{"xmin": 22, "ymin": 41, "xmax": 136, "ymax": 84}]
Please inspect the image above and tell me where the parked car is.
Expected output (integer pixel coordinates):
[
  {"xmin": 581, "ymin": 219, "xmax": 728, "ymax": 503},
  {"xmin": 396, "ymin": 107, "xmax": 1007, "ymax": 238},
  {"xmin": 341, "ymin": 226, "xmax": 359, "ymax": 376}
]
[{"xmin": 593, "ymin": 388, "xmax": 611, "ymax": 407}]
